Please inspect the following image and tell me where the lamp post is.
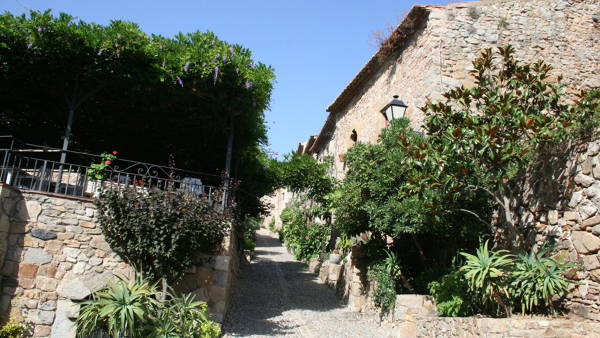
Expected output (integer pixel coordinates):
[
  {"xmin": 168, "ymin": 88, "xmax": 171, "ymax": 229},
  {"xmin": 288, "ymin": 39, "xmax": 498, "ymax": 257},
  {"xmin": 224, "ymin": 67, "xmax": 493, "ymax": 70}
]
[{"xmin": 380, "ymin": 95, "xmax": 408, "ymax": 122}]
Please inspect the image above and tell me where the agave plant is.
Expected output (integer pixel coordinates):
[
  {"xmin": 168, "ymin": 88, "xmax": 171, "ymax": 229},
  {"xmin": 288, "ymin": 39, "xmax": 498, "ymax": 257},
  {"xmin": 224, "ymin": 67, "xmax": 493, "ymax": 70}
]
[
  {"xmin": 76, "ymin": 276, "xmax": 159, "ymax": 338},
  {"xmin": 460, "ymin": 241, "xmax": 514, "ymax": 315},
  {"xmin": 511, "ymin": 245, "xmax": 574, "ymax": 314}
]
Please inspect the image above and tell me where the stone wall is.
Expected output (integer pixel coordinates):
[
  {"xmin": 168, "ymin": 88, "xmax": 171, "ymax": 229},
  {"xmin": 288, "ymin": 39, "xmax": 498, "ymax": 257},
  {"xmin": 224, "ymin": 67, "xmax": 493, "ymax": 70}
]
[
  {"xmin": 313, "ymin": 0, "xmax": 600, "ymax": 179},
  {"xmin": 260, "ymin": 188, "xmax": 293, "ymax": 230},
  {"xmin": 0, "ymin": 184, "xmax": 237, "ymax": 337},
  {"xmin": 503, "ymin": 138, "xmax": 600, "ymax": 320}
]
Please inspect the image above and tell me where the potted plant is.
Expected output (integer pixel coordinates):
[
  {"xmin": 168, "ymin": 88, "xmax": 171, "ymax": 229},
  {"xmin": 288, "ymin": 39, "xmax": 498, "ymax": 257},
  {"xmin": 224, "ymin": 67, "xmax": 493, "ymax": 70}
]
[{"xmin": 329, "ymin": 249, "xmax": 342, "ymax": 264}]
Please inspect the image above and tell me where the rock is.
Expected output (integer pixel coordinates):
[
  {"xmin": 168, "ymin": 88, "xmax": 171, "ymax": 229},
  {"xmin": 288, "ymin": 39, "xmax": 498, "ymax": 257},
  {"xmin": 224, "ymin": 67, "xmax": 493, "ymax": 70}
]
[
  {"xmin": 72, "ymin": 262, "xmax": 86, "ymax": 275},
  {"xmin": 39, "ymin": 300, "xmax": 57, "ymax": 311},
  {"xmin": 214, "ymin": 256, "xmax": 230, "ymax": 271},
  {"xmin": 564, "ymin": 211, "xmax": 580, "ymax": 222},
  {"xmin": 62, "ymin": 247, "xmax": 80, "ymax": 259},
  {"xmin": 582, "ymin": 255, "xmax": 600, "ymax": 270},
  {"xmin": 583, "ymin": 216, "xmax": 600, "ymax": 229},
  {"xmin": 591, "ymin": 269, "xmax": 600, "ymax": 283},
  {"xmin": 548, "ymin": 210, "xmax": 559, "ymax": 225},
  {"xmin": 590, "ymin": 142, "xmax": 600, "ymax": 156},
  {"xmin": 37, "ymin": 277, "xmax": 59, "ymax": 291},
  {"xmin": 23, "ymin": 248, "xmax": 52, "ymax": 265},
  {"xmin": 18, "ymin": 263, "xmax": 39, "ymax": 279},
  {"xmin": 583, "ymin": 158, "xmax": 593, "ymax": 175},
  {"xmin": 82, "ymin": 271, "xmax": 115, "ymax": 294},
  {"xmin": 569, "ymin": 191, "xmax": 584, "ymax": 208},
  {"xmin": 34, "ymin": 325, "xmax": 51, "ymax": 337},
  {"xmin": 579, "ymin": 200, "xmax": 598, "ymax": 220},
  {"xmin": 593, "ymin": 225, "xmax": 600, "ymax": 236},
  {"xmin": 575, "ymin": 174, "xmax": 595, "ymax": 187},
  {"xmin": 31, "ymin": 228, "xmax": 57, "ymax": 240},
  {"xmin": 25, "ymin": 309, "xmax": 55, "ymax": 325},
  {"xmin": 90, "ymin": 236, "xmax": 112, "ymax": 252},
  {"xmin": 51, "ymin": 300, "xmax": 78, "ymax": 338},
  {"xmin": 572, "ymin": 231, "xmax": 600, "ymax": 254},
  {"xmin": 56, "ymin": 273, "xmax": 91, "ymax": 301}
]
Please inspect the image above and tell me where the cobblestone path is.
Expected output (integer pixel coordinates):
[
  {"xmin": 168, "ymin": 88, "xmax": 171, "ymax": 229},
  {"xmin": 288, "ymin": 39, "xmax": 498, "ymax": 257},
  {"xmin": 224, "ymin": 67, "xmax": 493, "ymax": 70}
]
[{"xmin": 222, "ymin": 229, "xmax": 392, "ymax": 338}]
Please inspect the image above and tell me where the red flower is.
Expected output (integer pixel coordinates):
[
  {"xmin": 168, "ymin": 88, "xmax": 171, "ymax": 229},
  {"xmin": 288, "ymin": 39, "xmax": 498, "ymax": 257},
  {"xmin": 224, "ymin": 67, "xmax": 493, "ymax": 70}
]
[
  {"xmin": 104, "ymin": 160, "xmax": 112, "ymax": 165},
  {"xmin": 112, "ymin": 150, "xmax": 118, "ymax": 155}
]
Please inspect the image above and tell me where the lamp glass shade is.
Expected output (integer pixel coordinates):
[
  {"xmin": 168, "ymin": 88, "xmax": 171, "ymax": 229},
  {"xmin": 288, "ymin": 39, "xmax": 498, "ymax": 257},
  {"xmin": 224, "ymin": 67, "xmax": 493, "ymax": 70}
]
[{"xmin": 381, "ymin": 95, "xmax": 408, "ymax": 121}]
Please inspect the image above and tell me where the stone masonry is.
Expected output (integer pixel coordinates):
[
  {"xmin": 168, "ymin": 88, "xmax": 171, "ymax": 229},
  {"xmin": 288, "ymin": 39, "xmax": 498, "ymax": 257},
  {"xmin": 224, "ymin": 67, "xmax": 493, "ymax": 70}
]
[
  {"xmin": 0, "ymin": 184, "xmax": 237, "ymax": 337},
  {"xmin": 308, "ymin": 0, "xmax": 600, "ymax": 179}
]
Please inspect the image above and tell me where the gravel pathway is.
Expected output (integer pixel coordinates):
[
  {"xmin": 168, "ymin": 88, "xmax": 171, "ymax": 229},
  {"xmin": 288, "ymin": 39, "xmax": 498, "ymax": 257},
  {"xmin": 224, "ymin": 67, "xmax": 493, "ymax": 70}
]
[{"xmin": 222, "ymin": 229, "xmax": 393, "ymax": 338}]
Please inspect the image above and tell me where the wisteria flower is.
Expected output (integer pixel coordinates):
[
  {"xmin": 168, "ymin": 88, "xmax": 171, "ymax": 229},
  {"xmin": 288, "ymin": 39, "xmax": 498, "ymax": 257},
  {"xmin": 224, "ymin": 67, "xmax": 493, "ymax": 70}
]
[
  {"xmin": 222, "ymin": 55, "xmax": 227, "ymax": 62},
  {"xmin": 245, "ymin": 80, "xmax": 253, "ymax": 89},
  {"xmin": 228, "ymin": 47, "xmax": 234, "ymax": 54},
  {"xmin": 26, "ymin": 43, "xmax": 32, "ymax": 49},
  {"xmin": 97, "ymin": 49, "xmax": 103, "ymax": 56},
  {"xmin": 213, "ymin": 66, "xmax": 219, "ymax": 84},
  {"xmin": 183, "ymin": 61, "xmax": 190, "ymax": 73},
  {"xmin": 176, "ymin": 76, "xmax": 184, "ymax": 87}
]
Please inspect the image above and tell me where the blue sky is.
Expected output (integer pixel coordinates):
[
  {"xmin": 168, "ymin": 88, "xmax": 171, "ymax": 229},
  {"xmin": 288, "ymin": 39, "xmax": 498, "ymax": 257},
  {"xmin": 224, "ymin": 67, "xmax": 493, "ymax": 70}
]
[{"xmin": 3, "ymin": 0, "xmax": 454, "ymax": 157}]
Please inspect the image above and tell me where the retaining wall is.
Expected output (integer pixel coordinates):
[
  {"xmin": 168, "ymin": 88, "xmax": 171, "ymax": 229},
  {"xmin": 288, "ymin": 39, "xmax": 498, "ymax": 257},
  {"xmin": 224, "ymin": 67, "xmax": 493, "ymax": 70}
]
[{"xmin": 0, "ymin": 184, "xmax": 237, "ymax": 337}]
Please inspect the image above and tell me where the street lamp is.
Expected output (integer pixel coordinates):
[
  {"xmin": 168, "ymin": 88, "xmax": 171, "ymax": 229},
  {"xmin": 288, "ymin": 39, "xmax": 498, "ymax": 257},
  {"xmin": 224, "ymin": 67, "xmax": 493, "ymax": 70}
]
[{"xmin": 380, "ymin": 95, "xmax": 408, "ymax": 122}]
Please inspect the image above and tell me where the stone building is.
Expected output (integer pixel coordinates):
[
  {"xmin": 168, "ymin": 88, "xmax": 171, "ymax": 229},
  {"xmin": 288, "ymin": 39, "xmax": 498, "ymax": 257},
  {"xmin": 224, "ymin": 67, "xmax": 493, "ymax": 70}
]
[
  {"xmin": 271, "ymin": 0, "xmax": 600, "ymax": 320},
  {"xmin": 305, "ymin": 0, "xmax": 599, "ymax": 179}
]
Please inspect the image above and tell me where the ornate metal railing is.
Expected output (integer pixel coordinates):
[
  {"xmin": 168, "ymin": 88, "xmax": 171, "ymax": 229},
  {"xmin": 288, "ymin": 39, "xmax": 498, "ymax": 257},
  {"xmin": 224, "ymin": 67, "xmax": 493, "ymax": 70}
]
[{"xmin": 0, "ymin": 136, "xmax": 221, "ymax": 202}]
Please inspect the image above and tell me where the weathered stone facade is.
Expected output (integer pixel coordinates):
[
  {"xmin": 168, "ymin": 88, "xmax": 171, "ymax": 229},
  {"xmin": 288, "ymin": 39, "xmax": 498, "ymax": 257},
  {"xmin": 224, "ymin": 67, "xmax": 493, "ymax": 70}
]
[
  {"xmin": 0, "ymin": 184, "xmax": 237, "ymax": 337},
  {"xmin": 308, "ymin": 0, "xmax": 600, "ymax": 179}
]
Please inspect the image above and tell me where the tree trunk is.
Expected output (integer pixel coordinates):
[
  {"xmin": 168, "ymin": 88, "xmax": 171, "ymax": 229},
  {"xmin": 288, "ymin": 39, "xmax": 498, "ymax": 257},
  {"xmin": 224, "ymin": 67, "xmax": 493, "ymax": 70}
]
[{"xmin": 411, "ymin": 234, "xmax": 428, "ymax": 268}]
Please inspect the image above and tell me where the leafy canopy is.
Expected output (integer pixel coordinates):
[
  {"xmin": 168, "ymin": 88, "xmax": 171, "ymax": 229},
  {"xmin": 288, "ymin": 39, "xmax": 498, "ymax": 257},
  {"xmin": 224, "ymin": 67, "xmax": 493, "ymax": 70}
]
[{"xmin": 0, "ymin": 10, "xmax": 276, "ymax": 216}]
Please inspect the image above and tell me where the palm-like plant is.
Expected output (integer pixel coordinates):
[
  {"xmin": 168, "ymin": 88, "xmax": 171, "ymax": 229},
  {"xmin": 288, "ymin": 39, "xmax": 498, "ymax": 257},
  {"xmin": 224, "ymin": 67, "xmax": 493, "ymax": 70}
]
[
  {"xmin": 460, "ymin": 241, "xmax": 514, "ymax": 315},
  {"xmin": 76, "ymin": 277, "xmax": 159, "ymax": 338},
  {"xmin": 511, "ymin": 245, "xmax": 574, "ymax": 314}
]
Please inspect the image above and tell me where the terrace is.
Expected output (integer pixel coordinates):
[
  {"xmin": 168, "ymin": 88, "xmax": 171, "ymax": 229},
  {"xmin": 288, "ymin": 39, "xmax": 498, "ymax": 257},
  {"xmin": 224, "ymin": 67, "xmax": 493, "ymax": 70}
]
[{"xmin": 0, "ymin": 135, "xmax": 221, "ymax": 202}]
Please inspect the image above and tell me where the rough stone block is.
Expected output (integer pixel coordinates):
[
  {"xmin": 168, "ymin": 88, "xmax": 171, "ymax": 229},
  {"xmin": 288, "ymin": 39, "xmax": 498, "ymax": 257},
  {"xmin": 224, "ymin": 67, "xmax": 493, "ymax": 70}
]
[
  {"xmin": 328, "ymin": 263, "xmax": 342, "ymax": 282},
  {"xmin": 25, "ymin": 309, "xmax": 55, "ymax": 325},
  {"xmin": 209, "ymin": 286, "xmax": 227, "ymax": 301},
  {"xmin": 583, "ymin": 216, "xmax": 600, "ymax": 229},
  {"xmin": 18, "ymin": 263, "xmax": 39, "ymax": 278},
  {"xmin": 572, "ymin": 231, "xmax": 600, "ymax": 254},
  {"xmin": 23, "ymin": 248, "xmax": 52, "ymax": 265},
  {"xmin": 564, "ymin": 211, "xmax": 580, "ymax": 222},
  {"xmin": 214, "ymin": 271, "xmax": 229, "ymax": 288},
  {"xmin": 36, "ymin": 277, "xmax": 58, "ymax": 292},
  {"xmin": 51, "ymin": 300, "xmax": 78, "ymax": 338},
  {"xmin": 34, "ymin": 325, "xmax": 51, "ymax": 337},
  {"xmin": 575, "ymin": 174, "xmax": 595, "ymax": 187},
  {"xmin": 56, "ymin": 274, "xmax": 90, "ymax": 301},
  {"xmin": 583, "ymin": 255, "xmax": 600, "ymax": 270},
  {"xmin": 214, "ymin": 256, "xmax": 230, "ymax": 271},
  {"xmin": 89, "ymin": 236, "xmax": 111, "ymax": 252},
  {"xmin": 31, "ymin": 228, "xmax": 57, "ymax": 241}
]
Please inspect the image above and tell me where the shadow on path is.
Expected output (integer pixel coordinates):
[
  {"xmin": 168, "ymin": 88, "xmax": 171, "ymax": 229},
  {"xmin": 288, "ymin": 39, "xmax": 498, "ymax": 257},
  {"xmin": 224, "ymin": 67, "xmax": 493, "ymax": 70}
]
[{"xmin": 222, "ymin": 229, "xmax": 388, "ymax": 338}]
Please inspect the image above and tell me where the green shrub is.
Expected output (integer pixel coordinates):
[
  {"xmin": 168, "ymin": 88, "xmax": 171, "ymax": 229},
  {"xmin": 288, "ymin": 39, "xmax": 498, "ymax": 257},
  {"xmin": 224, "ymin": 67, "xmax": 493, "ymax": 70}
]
[
  {"xmin": 242, "ymin": 233, "xmax": 256, "ymax": 251},
  {"xmin": 428, "ymin": 269, "xmax": 478, "ymax": 317},
  {"xmin": 511, "ymin": 246, "xmax": 574, "ymax": 314},
  {"xmin": 0, "ymin": 319, "xmax": 27, "ymax": 338},
  {"xmin": 368, "ymin": 250, "xmax": 402, "ymax": 314},
  {"xmin": 96, "ymin": 187, "xmax": 230, "ymax": 283},
  {"xmin": 460, "ymin": 241, "xmax": 514, "ymax": 315},
  {"xmin": 76, "ymin": 277, "xmax": 220, "ymax": 338},
  {"xmin": 280, "ymin": 205, "xmax": 330, "ymax": 261},
  {"xmin": 430, "ymin": 242, "xmax": 577, "ymax": 317}
]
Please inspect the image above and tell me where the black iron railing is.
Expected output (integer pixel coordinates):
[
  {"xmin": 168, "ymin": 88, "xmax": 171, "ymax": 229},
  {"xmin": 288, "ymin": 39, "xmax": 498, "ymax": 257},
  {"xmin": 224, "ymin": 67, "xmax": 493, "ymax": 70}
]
[{"xmin": 0, "ymin": 136, "xmax": 221, "ymax": 201}]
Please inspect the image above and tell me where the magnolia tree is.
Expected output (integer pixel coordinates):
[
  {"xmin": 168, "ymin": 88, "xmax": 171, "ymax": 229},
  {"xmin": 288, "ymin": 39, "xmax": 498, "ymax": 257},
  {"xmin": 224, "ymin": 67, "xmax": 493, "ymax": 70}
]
[
  {"xmin": 421, "ymin": 46, "xmax": 600, "ymax": 247},
  {"xmin": 334, "ymin": 46, "xmax": 599, "ymax": 285}
]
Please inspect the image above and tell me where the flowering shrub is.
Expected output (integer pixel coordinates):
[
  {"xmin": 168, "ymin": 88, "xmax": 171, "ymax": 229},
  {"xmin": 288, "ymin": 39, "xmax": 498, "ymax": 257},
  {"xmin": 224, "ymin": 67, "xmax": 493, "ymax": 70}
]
[
  {"xmin": 87, "ymin": 150, "xmax": 118, "ymax": 180},
  {"xmin": 280, "ymin": 204, "xmax": 330, "ymax": 261}
]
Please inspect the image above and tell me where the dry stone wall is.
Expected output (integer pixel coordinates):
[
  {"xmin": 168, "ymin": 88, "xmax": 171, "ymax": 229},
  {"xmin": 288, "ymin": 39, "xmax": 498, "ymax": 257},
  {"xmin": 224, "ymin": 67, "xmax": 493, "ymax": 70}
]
[{"xmin": 0, "ymin": 184, "xmax": 236, "ymax": 337}]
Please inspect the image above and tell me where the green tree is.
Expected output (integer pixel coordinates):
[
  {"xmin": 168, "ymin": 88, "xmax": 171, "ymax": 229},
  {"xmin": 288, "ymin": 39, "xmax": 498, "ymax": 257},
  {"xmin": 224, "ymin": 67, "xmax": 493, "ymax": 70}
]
[{"xmin": 0, "ymin": 10, "xmax": 276, "ymax": 216}]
